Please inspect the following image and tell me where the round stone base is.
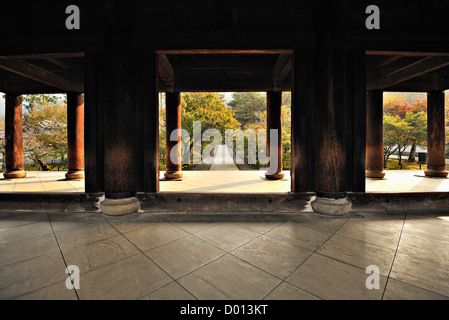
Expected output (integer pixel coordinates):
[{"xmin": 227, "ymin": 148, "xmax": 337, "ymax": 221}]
[
  {"xmin": 100, "ymin": 197, "xmax": 140, "ymax": 216},
  {"xmin": 164, "ymin": 170, "xmax": 183, "ymax": 179},
  {"xmin": 4, "ymin": 170, "xmax": 26, "ymax": 179},
  {"xmin": 65, "ymin": 170, "xmax": 85, "ymax": 180},
  {"xmin": 424, "ymin": 168, "xmax": 448, "ymax": 177},
  {"xmin": 265, "ymin": 171, "xmax": 285, "ymax": 180},
  {"xmin": 365, "ymin": 169, "xmax": 385, "ymax": 179},
  {"xmin": 311, "ymin": 196, "xmax": 352, "ymax": 216}
]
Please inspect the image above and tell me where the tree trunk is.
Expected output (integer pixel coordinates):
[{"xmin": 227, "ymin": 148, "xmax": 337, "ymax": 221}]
[{"xmin": 408, "ymin": 143, "xmax": 416, "ymax": 162}]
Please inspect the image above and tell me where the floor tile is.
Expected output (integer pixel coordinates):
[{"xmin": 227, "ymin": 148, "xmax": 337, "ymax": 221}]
[
  {"xmin": 0, "ymin": 233, "xmax": 60, "ymax": 267},
  {"xmin": 195, "ymin": 223, "xmax": 261, "ymax": 251},
  {"xmin": 12, "ymin": 280, "xmax": 78, "ymax": 300},
  {"xmin": 402, "ymin": 214, "xmax": 449, "ymax": 242},
  {"xmin": 62, "ymin": 234, "xmax": 141, "ymax": 274},
  {"xmin": 265, "ymin": 222, "xmax": 331, "ymax": 251},
  {"xmin": 0, "ymin": 220, "xmax": 53, "ymax": 244},
  {"xmin": 383, "ymin": 278, "xmax": 449, "ymax": 300},
  {"xmin": 52, "ymin": 219, "xmax": 120, "ymax": 250},
  {"xmin": 335, "ymin": 219, "xmax": 402, "ymax": 250},
  {"xmin": 0, "ymin": 211, "xmax": 49, "ymax": 229},
  {"xmin": 106, "ymin": 212, "xmax": 161, "ymax": 234},
  {"xmin": 232, "ymin": 236, "xmax": 312, "ymax": 278},
  {"xmin": 286, "ymin": 254, "xmax": 387, "ymax": 300},
  {"xmin": 146, "ymin": 236, "xmax": 225, "ymax": 279},
  {"xmin": 140, "ymin": 281, "xmax": 196, "ymax": 300},
  {"xmin": 178, "ymin": 254, "xmax": 281, "ymax": 300},
  {"xmin": 76, "ymin": 254, "xmax": 171, "ymax": 300},
  {"xmin": 317, "ymin": 234, "xmax": 396, "ymax": 276},
  {"xmin": 124, "ymin": 223, "xmax": 189, "ymax": 251},
  {"xmin": 389, "ymin": 232, "xmax": 449, "ymax": 296},
  {"xmin": 264, "ymin": 282, "xmax": 320, "ymax": 300},
  {"xmin": 0, "ymin": 252, "xmax": 67, "ymax": 299}
]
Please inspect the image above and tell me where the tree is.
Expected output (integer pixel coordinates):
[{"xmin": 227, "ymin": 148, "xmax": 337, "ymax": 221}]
[
  {"xmin": 383, "ymin": 115, "xmax": 412, "ymax": 166},
  {"xmin": 404, "ymin": 111, "xmax": 427, "ymax": 161},
  {"xmin": 228, "ymin": 92, "xmax": 266, "ymax": 127},
  {"xmin": 23, "ymin": 95, "xmax": 67, "ymax": 170},
  {"xmin": 181, "ymin": 92, "xmax": 241, "ymax": 161}
]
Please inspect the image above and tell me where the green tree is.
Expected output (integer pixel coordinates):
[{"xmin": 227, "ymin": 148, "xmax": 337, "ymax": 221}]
[
  {"xmin": 228, "ymin": 92, "xmax": 266, "ymax": 127},
  {"xmin": 404, "ymin": 111, "xmax": 427, "ymax": 161},
  {"xmin": 23, "ymin": 96, "xmax": 67, "ymax": 170},
  {"xmin": 384, "ymin": 115, "xmax": 413, "ymax": 166},
  {"xmin": 181, "ymin": 92, "xmax": 241, "ymax": 161}
]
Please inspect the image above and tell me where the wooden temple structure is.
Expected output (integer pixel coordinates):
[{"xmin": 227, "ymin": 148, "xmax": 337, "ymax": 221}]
[{"xmin": 1, "ymin": 1, "xmax": 449, "ymax": 215}]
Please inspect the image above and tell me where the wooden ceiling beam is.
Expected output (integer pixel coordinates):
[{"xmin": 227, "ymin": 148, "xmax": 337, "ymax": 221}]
[
  {"xmin": 0, "ymin": 57, "xmax": 83, "ymax": 92},
  {"xmin": 158, "ymin": 54, "xmax": 175, "ymax": 92},
  {"xmin": 368, "ymin": 56, "xmax": 449, "ymax": 90},
  {"xmin": 272, "ymin": 54, "xmax": 292, "ymax": 90}
]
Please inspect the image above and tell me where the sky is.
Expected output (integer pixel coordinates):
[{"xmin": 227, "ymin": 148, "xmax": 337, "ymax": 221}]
[{"xmin": 0, "ymin": 92, "xmax": 4, "ymax": 119}]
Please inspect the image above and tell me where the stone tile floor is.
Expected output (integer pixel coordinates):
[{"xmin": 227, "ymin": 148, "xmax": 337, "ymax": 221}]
[{"xmin": 1, "ymin": 209, "xmax": 449, "ymax": 300}]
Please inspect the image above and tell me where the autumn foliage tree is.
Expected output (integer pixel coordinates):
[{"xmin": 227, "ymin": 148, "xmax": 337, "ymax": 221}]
[{"xmin": 383, "ymin": 92, "xmax": 427, "ymax": 165}]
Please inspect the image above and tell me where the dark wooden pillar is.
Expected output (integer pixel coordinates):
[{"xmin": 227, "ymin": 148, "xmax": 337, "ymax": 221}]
[
  {"xmin": 164, "ymin": 92, "xmax": 183, "ymax": 179},
  {"xmin": 65, "ymin": 92, "xmax": 85, "ymax": 180},
  {"xmin": 365, "ymin": 90, "xmax": 385, "ymax": 178},
  {"xmin": 4, "ymin": 94, "xmax": 26, "ymax": 179},
  {"xmin": 265, "ymin": 91, "xmax": 284, "ymax": 180},
  {"xmin": 425, "ymin": 91, "xmax": 448, "ymax": 177},
  {"xmin": 291, "ymin": 50, "xmax": 315, "ymax": 192},
  {"xmin": 98, "ymin": 44, "xmax": 140, "ymax": 215},
  {"xmin": 84, "ymin": 51, "xmax": 104, "ymax": 194},
  {"xmin": 311, "ymin": 41, "xmax": 355, "ymax": 215}
]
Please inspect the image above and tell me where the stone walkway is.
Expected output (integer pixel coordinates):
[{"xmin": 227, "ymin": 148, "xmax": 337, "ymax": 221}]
[
  {"xmin": 209, "ymin": 145, "xmax": 239, "ymax": 171},
  {"xmin": 1, "ymin": 209, "xmax": 448, "ymax": 300}
]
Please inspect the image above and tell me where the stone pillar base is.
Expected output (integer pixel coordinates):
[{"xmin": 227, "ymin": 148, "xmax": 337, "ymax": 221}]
[
  {"xmin": 311, "ymin": 194, "xmax": 351, "ymax": 216},
  {"xmin": 164, "ymin": 170, "xmax": 183, "ymax": 179},
  {"xmin": 100, "ymin": 197, "xmax": 140, "ymax": 216},
  {"xmin": 265, "ymin": 171, "xmax": 285, "ymax": 180},
  {"xmin": 365, "ymin": 169, "xmax": 385, "ymax": 179},
  {"xmin": 4, "ymin": 170, "xmax": 26, "ymax": 179},
  {"xmin": 65, "ymin": 170, "xmax": 85, "ymax": 180},
  {"xmin": 424, "ymin": 167, "xmax": 448, "ymax": 177}
]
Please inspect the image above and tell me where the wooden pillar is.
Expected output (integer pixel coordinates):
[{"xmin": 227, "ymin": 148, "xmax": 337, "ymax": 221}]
[
  {"xmin": 4, "ymin": 94, "xmax": 26, "ymax": 179},
  {"xmin": 98, "ymin": 44, "xmax": 140, "ymax": 215},
  {"xmin": 265, "ymin": 91, "xmax": 284, "ymax": 180},
  {"xmin": 291, "ymin": 50, "xmax": 315, "ymax": 192},
  {"xmin": 311, "ymin": 41, "xmax": 352, "ymax": 215},
  {"xmin": 65, "ymin": 92, "xmax": 85, "ymax": 180},
  {"xmin": 425, "ymin": 91, "xmax": 448, "ymax": 177},
  {"xmin": 365, "ymin": 90, "xmax": 385, "ymax": 178},
  {"xmin": 164, "ymin": 92, "xmax": 183, "ymax": 179}
]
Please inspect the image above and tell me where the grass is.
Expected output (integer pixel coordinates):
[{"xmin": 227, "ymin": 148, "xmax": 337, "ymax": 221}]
[{"xmin": 385, "ymin": 158, "xmax": 428, "ymax": 170}]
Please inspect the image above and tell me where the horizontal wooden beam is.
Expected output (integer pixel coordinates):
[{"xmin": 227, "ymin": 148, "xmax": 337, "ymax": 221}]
[
  {"xmin": 366, "ymin": 50, "xmax": 449, "ymax": 57},
  {"xmin": 160, "ymin": 79, "xmax": 291, "ymax": 92},
  {"xmin": 156, "ymin": 49, "xmax": 293, "ymax": 55},
  {"xmin": 176, "ymin": 54, "xmax": 275, "ymax": 70},
  {"xmin": 368, "ymin": 56, "xmax": 449, "ymax": 90},
  {"xmin": 0, "ymin": 57, "xmax": 83, "ymax": 92}
]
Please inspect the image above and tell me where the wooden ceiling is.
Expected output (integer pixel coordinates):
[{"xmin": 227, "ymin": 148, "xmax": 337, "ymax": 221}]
[{"xmin": 1, "ymin": 49, "xmax": 449, "ymax": 95}]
